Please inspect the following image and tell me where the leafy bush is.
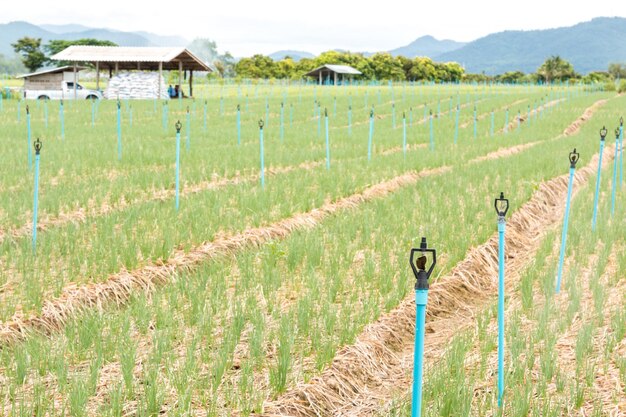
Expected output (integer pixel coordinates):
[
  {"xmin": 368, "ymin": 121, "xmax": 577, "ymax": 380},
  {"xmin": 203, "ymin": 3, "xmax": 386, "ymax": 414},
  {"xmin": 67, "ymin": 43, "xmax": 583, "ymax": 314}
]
[
  {"xmin": 604, "ymin": 81, "xmax": 616, "ymax": 91},
  {"xmin": 618, "ymin": 80, "xmax": 626, "ymax": 93}
]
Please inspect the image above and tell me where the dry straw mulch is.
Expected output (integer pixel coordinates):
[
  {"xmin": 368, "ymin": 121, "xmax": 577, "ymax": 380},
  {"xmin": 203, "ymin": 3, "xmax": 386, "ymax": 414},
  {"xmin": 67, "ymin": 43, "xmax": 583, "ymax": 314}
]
[
  {"xmin": 260, "ymin": 145, "xmax": 615, "ymax": 417},
  {"xmin": 0, "ymin": 166, "xmax": 451, "ymax": 346}
]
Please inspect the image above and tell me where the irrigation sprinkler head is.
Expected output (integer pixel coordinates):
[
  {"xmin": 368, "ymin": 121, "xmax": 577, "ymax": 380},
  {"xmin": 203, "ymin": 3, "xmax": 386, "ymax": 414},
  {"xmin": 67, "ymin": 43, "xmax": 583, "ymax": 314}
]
[
  {"xmin": 281, "ymin": 102, "xmax": 284, "ymax": 108},
  {"xmin": 26, "ymin": 105, "xmax": 29, "ymax": 115},
  {"xmin": 370, "ymin": 109, "xmax": 374, "ymax": 118},
  {"xmin": 175, "ymin": 120, "xmax": 182, "ymax": 133},
  {"xmin": 410, "ymin": 237, "xmax": 437, "ymax": 290},
  {"xmin": 616, "ymin": 127, "xmax": 621, "ymax": 139},
  {"xmin": 60, "ymin": 99, "xmax": 63, "ymax": 106},
  {"xmin": 403, "ymin": 111, "xmax": 406, "ymax": 119},
  {"xmin": 494, "ymin": 192, "xmax": 509, "ymax": 220},
  {"xmin": 186, "ymin": 106, "xmax": 189, "ymax": 113},
  {"xmin": 117, "ymin": 100, "xmax": 121, "ymax": 109},
  {"xmin": 237, "ymin": 104, "xmax": 240, "ymax": 111},
  {"xmin": 620, "ymin": 117, "xmax": 623, "ymax": 127},
  {"xmin": 34, "ymin": 138, "xmax": 42, "ymax": 155},
  {"xmin": 429, "ymin": 110, "xmax": 433, "ymax": 116},
  {"xmin": 258, "ymin": 119, "xmax": 264, "ymax": 130},
  {"xmin": 600, "ymin": 126, "xmax": 607, "ymax": 141},
  {"xmin": 569, "ymin": 148, "xmax": 580, "ymax": 168},
  {"xmin": 324, "ymin": 108, "xmax": 328, "ymax": 117}
]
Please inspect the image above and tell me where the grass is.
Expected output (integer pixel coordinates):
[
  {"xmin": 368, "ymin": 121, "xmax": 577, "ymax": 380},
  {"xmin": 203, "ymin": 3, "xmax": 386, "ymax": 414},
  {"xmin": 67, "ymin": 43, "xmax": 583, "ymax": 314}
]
[{"xmin": 0, "ymin": 82, "xmax": 622, "ymax": 415}]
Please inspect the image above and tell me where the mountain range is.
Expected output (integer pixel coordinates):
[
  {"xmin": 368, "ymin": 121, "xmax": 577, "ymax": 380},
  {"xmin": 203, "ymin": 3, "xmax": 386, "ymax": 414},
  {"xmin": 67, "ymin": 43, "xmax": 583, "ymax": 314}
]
[
  {"xmin": 2, "ymin": 17, "xmax": 626, "ymax": 74},
  {"xmin": 0, "ymin": 21, "xmax": 188, "ymax": 57}
]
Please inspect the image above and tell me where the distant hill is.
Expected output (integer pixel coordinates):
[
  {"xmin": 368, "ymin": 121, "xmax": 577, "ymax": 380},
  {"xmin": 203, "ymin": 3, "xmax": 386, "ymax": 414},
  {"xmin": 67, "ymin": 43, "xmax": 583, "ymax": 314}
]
[
  {"xmin": 389, "ymin": 35, "xmax": 466, "ymax": 58},
  {"xmin": 40, "ymin": 23, "xmax": 92, "ymax": 33},
  {"xmin": 438, "ymin": 17, "xmax": 626, "ymax": 74},
  {"xmin": 269, "ymin": 50, "xmax": 315, "ymax": 61},
  {"xmin": 0, "ymin": 21, "xmax": 190, "ymax": 57}
]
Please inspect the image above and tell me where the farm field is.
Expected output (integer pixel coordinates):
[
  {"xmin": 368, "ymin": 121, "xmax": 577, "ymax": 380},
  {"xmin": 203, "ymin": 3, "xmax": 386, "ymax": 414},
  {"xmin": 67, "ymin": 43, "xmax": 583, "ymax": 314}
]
[{"xmin": 0, "ymin": 82, "xmax": 624, "ymax": 416}]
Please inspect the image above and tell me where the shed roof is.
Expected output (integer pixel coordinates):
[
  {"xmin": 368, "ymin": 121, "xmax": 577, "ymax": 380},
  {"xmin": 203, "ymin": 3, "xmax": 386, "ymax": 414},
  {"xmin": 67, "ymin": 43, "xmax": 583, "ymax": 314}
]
[
  {"xmin": 16, "ymin": 65, "xmax": 87, "ymax": 79},
  {"xmin": 305, "ymin": 64, "xmax": 362, "ymax": 76},
  {"xmin": 51, "ymin": 46, "xmax": 211, "ymax": 72}
]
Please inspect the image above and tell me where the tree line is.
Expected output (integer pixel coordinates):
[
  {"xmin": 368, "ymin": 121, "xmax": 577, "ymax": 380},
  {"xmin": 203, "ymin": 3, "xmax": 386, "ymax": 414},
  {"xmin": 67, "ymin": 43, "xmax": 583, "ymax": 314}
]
[
  {"xmin": 8, "ymin": 36, "xmax": 626, "ymax": 88},
  {"xmin": 234, "ymin": 50, "xmax": 465, "ymax": 82}
]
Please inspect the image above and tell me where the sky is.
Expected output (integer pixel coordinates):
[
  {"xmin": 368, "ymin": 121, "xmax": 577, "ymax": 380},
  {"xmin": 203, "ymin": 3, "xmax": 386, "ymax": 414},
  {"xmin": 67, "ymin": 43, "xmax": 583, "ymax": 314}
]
[{"xmin": 3, "ymin": 0, "xmax": 625, "ymax": 56}]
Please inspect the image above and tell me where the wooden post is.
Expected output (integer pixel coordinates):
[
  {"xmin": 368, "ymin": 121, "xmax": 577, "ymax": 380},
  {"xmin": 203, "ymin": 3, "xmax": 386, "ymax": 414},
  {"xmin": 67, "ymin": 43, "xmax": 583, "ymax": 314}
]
[
  {"xmin": 319, "ymin": 71, "xmax": 322, "ymax": 85},
  {"xmin": 73, "ymin": 62, "xmax": 77, "ymax": 100},
  {"xmin": 189, "ymin": 70, "xmax": 193, "ymax": 97},
  {"xmin": 178, "ymin": 60, "xmax": 183, "ymax": 98},
  {"xmin": 95, "ymin": 61, "xmax": 100, "ymax": 90},
  {"xmin": 158, "ymin": 62, "xmax": 163, "ymax": 99},
  {"xmin": 334, "ymin": 71, "xmax": 338, "ymax": 86},
  {"xmin": 115, "ymin": 62, "xmax": 119, "ymax": 74}
]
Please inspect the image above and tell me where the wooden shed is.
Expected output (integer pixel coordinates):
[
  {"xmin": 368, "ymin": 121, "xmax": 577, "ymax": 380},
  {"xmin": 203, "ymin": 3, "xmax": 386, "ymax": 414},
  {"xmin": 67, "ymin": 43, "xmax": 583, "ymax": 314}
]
[
  {"xmin": 16, "ymin": 66, "xmax": 87, "ymax": 91},
  {"xmin": 51, "ymin": 46, "xmax": 211, "ymax": 99},
  {"xmin": 305, "ymin": 64, "xmax": 362, "ymax": 85}
]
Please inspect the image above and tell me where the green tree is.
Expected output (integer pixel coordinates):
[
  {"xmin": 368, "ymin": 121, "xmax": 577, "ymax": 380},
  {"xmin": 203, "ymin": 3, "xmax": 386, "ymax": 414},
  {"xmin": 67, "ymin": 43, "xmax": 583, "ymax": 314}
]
[
  {"xmin": 12, "ymin": 37, "xmax": 46, "ymax": 72},
  {"xmin": 537, "ymin": 55, "xmax": 575, "ymax": 84},
  {"xmin": 497, "ymin": 71, "xmax": 526, "ymax": 84},
  {"xmin": 608, "ymin": 63, "xmax": 626, "ymax": 80},
  {"xmin": 370, "ymin": 52, "xmax": 405, "ymax": 81}
]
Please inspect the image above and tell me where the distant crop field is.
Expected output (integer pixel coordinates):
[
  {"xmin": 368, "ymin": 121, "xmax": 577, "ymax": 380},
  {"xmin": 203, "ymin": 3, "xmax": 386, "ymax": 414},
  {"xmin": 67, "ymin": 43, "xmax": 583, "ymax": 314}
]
[{"xmin": 0, "ymin": 82, "xmax": 623, "ymax": 416}]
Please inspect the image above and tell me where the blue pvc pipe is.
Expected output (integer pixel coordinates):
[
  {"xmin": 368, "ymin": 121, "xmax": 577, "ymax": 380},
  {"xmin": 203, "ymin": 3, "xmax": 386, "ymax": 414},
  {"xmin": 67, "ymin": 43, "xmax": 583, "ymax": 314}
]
[
  {"xmin": 473, "ymin": 108, "xmax": 477, "ymax": 139},
  {"xmin": 504, "ymin": 110, "xmax": 509, "ymax": 134},
  {"xmin": 280, "ymin": 104, "xmax": 284, "ymax": 142},
  {"xmin": 325, "ymin": 114, "xmax": 330, "ymax": 170},
  {"xmin": 429, "ymin": 114, "xmax": 434, "ymax": 150},
  {"xmin": 60, "ymin": 102, "xmax": 64, "ymax": 140},
  {"xmin": 591, "ymin": 140, "xmax": 605, "ymax": 231},
  {"xmin": 27, "ymin": 113, "xmax": 32, "ymax": 169},
  {"xmin": 175, "ymin": 129, "xmax": 181, "ymax": 210},
  {"xmin": 32, "ymin": 152, "xmax": 41, "ymax": 252},
  {"xmin": 348, "ymin": 108, "xmax": 352, "ymax": 136},
  {"xmin": 611, "ymin": 137, "xmax": 619, "ymax": 216},
  {"xmin": 203, "ymin": 101, "xmax": 207, "ymax": 131},
  {"xmin": 368, "ymin": 113, "xmax": 374, "ymax": 161},
  {"xmin": 454, "ymin": 106, "xmax": 459, "ymax": 144},
  {"xmin": 237, "ymin": 108, "xmax": 241, "ymax": 145},
  {"xmin": 411, "ymin": 289, "xmax": 428, "ymax": 417},
  {"xmin": 317, "ymin": 106, "xmax": 321, "ymax": 137},
  {"xmin": 619, "ymin": 126, "xmax": 624, "ymax": 187},
  {"xmin": 117, "ymin": 104, "xmax": 122, "ymax": 160},
  {"xmin": 186, "ymin": 111, "xmax": 191, "ymax": 151},
  {"xmin": 556, "ymin": 166, "xmax": 576, "ymax": 293},
  {"xmin": 403, "ymin": 115, "xmax": 407, "ymax": 158},
  {"xmin": 497, "ymin": 220, "xmax": 506, "ymax": 406},
  {"xmin": 259, "ymin": 126, "xmax": 265, "ymax": 187}
]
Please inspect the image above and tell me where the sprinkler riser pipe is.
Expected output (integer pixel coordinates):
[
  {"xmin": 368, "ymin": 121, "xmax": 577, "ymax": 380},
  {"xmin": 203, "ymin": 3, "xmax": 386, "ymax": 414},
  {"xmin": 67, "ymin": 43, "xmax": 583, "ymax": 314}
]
[
  {"xmin": 175, "ymin": 131, "xmax": 181, "ymax": 210},
  {"xmin": 411, "ymin": 289, "xmax": 428, "ymax": 417},
  {"xmin": 591, "ymin": 141, "xmax": 605, "ymax": 231},
  {"xmin": 32, "ymin": 153, "xmax": 41, "ymax": 252},
  {"xmin": 497, "ymin": 220, "xmax": 506, "ymax": 406},
  {"xmin": 555, "ymin": 166, "xmax": 575, "ymax": 293}
]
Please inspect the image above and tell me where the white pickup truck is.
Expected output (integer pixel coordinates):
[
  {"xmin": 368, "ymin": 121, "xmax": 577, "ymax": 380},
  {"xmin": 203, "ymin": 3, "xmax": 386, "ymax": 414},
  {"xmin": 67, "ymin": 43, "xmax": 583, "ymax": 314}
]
[
  {"xmin": 19, "ymin": 66, "xmax": 103, "ymax": 100},
  {"xmin": 24, "ymin": 80, "xmax": 103, "ymax": 100}
]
